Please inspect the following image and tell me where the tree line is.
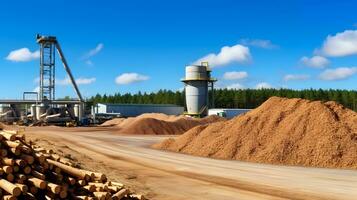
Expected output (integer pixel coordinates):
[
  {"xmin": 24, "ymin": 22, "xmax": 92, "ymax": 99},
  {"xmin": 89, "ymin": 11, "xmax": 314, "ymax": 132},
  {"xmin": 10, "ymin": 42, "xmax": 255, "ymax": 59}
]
[{"xmin": 87, "ymin": 88, "xmax": 357, "ymax": 111}]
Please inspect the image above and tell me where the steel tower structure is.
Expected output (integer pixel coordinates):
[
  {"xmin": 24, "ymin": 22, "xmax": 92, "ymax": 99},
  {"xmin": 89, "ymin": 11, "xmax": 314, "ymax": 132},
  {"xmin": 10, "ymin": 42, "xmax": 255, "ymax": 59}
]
[
  {"xmin": 36, "ymin": 34, "xmax": 84, "ymax": 102},
  {"xmin": 38, "ymin": 35, "xmax": 56, "ymax": 101}
]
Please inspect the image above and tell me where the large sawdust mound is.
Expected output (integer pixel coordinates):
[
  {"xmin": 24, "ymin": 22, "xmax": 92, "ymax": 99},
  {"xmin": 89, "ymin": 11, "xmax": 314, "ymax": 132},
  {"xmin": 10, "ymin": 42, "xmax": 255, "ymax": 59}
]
[
  {"xmin": 103, "ymin": 113, "xmax": 225, "ymax": 135},
  {"xmin": 153, "ymin": 97, "xmax": 357, "ymax": 169}
]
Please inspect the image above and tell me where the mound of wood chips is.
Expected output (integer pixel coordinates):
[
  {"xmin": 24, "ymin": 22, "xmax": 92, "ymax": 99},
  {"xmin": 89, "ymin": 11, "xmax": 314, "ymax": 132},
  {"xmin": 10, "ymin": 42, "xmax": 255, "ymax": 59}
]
[
  {"xmin": 102, "ymin": 113, "xmax": 225, "ymax": 135},
  {"xmin": 154, "ymin": 97, "xmax": 357, "ymax": 169}
]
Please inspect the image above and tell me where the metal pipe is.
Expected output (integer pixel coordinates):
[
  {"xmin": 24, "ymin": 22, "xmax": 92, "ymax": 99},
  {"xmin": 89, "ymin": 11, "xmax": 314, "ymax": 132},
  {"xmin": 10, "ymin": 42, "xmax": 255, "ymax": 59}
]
[
  {"xmin": 54, "ymin": 42, "xmax": 84, "ymax": 102},
  {"xmin": 40, "ymin": 113, "xmax": 48, "ymax": 118},
  {"xmin": 45, "ymin": 113, "xmax": 61, "ymax": 119},
  {"xmin": 0, "ymin": 110, "xmax": 12, "ymax": 117}
]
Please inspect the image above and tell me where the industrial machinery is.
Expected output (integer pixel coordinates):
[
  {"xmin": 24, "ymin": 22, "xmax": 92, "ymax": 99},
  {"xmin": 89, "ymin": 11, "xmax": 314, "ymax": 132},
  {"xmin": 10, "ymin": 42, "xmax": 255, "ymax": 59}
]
[
  {"xmin": 0, "ymin": 35, "xmax": 85, "ymax": 126},
  {"xmin": 181, "ymin": 62, "xmax": 216, "ymax": 117}
]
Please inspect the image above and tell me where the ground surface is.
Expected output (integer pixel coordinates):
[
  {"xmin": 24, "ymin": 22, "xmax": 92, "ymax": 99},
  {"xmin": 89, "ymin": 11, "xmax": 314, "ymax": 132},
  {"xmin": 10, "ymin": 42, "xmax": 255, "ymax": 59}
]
[{"xmin": 24, "ymin": 126, "xmax": 357, "ymax": 200}]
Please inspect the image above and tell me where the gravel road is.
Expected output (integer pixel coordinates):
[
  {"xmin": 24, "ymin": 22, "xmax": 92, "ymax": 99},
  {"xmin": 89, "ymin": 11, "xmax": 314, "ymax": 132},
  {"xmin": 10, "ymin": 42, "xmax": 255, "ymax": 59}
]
[{"xmin": 25, "ymin": 127, "xmax": 357, "ymax": 200}]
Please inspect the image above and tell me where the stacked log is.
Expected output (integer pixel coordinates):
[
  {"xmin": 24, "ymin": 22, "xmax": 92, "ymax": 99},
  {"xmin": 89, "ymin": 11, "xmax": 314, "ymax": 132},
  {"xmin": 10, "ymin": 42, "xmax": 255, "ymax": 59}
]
[{"xmin": 0, "ymin": 129, "xmax": 145, "ymax": 200}]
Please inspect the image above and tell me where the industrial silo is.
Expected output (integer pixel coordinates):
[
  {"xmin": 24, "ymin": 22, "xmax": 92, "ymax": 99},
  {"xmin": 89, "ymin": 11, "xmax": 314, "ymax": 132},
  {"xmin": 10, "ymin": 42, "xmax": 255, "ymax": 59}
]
[{"xmin": 181, "ymin": 63, "xmax": 216, "ymax": 117}]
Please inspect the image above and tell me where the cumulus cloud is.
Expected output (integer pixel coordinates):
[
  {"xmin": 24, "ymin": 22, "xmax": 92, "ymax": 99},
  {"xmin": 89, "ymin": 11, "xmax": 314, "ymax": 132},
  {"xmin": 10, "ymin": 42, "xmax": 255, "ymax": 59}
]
[
  {"xmin": 283, "ymin": 74, "xmax": 310, "ymax": 81},
  {"xmin": 223, "ymin": 71, "xmax": 248, "ymax": 80},
  {"xmin": 226, "ymin": 83, "xmax": 245, "ymax": 89},
  {"xmin": 240, "ymin": 39, "xmax": 278, "ymax": 49},
  {"xmin": 255, "ymin": 82, "xmax": 273, "ymax": 89},
  {"xmin": 57, "ymin": 77, "xmax": 96, "ymax": 85},
  {"xmin": 300, "ymin": 56, "xmax": 329, "ymax": 68},
  {"xmin": 115, "ymin": 73, "xmax": 149, "ymax": 85},
  {"xmin": 194, "ymin": 44, "xmax": 251, "ymax": 67},
  {"xmin": 6, "ymin": 48, "xmax": 40, "ymax": 62},
  {"xmin": 319, "ymin": 67, "xmax": 357, "ymax": 81},
  {"xmin": 319, "ymin": 30, "xmax": 357, "ymax": 57}
]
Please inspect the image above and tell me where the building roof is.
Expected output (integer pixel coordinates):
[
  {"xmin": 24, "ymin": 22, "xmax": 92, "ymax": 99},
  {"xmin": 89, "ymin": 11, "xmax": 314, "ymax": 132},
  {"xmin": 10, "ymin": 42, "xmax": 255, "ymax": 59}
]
[
  {"xmin": 96, "ymin": 103, "xmax": 183, "ymax": 107},
  {"xmin": 209, "ymin": 108, "xmax": 252, "ymax": 111}
]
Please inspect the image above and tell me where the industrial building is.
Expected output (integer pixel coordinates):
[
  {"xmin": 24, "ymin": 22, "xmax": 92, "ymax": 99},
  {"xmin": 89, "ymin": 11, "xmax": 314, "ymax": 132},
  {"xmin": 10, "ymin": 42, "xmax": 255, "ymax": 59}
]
[
  {"xmin": 208, "ymin": 108, "xmax": 251, "ymax": 119},
  {"xmin": 92, "ymin": 103, "xmax": 184, "ymax": 117},
  {"xmin": 0, "ymin": 35, "xmax": 84, "ymax": 125}
]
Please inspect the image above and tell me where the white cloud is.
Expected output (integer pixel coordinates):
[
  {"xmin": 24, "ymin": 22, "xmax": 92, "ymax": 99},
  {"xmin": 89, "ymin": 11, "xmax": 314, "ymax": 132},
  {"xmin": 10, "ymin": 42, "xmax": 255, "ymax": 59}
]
[
  {"xmin": 57, "ymin": 77, "xmax": 96, "ymax": 85},
  {"xmin": 194, "ymin": 44, "xmax": 251, "ymax": 67},
  {"xmin": 85, "ymin": 60, "xmax": 93, "ymax": 66},
  {"xmin": 33, "ymin": 77, "xmax": 40, "ymax": 83},
  {"xmin": 83, "ymin": 43, "xmax": 104, "ymax": 59},
  {"xmin": 33, "ymin": 86, "xmax": 40, "ymax": 93},
  {"xmin": 6, "ymin": 48, "xmax": 40, "ymax": 62},
  {"xmin": 115, "ymin": 73, "xmax": 149, "ymax": 85},
  {"xmin": 300, "ymin": 56, "xmax": 329, "ymax": 68},
  {"xmin": 57, "ymin": 78, "xmax": 71, "ymax": 86},
  {"xmin": 255, "ymin": 82, "xmax": 273, "ymax": 89},
  {"xmin": 82, "ymin": 43, "xmax": 104, "ymax": 65},
  {"xmin": 319, "ymin": 67, "xmax": 357, "ymax": 81},
  {"xmin": 76, "ymin": 77, "xmax": 96, "ymax": 85},
  {"xmin": 226, "ymin": 83, "xmax": 245, "ymax": 89},
  {"xmin": 223, "ymin": 71, "xmax": 248, "ymax": 80},
  {"xmin": 319, "ymin": 30, "xmax": 357, "ymax": 57},
  {"xmin": 240, "ymin": 39, "xmax": 278, "ymax": 49},
  {"xmin": 283, "ymin": 74, "xmax": 310, "ymax": 81}
]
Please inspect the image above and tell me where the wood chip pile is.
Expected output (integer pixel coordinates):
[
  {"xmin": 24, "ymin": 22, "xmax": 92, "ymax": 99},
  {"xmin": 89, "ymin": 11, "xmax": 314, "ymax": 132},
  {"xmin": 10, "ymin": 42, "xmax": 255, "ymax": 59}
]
[{"xmin": 0, "ymin": 129, "xmax": 145, "ymax": 200}]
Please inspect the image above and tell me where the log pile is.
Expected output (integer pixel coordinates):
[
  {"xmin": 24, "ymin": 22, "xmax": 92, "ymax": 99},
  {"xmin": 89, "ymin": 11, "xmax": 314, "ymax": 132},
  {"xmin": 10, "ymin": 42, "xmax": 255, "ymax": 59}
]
[{"xmin": 0, "ymin": 129, "xmax": 145, "ymax": 200}]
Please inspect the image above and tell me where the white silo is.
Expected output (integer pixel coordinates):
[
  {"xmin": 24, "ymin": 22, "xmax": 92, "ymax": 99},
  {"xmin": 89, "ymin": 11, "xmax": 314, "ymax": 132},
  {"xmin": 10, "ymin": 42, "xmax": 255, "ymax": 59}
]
[{"xmin": 181, "ymin": 63, "xmax": 216, "ymax": 117}]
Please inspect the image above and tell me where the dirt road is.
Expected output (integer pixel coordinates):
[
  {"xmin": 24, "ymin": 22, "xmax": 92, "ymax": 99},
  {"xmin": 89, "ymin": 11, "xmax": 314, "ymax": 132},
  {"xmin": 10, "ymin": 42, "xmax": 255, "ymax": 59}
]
[{"xmin": 25, "ymin": 127, "xmax": 357, "ymax": 200}]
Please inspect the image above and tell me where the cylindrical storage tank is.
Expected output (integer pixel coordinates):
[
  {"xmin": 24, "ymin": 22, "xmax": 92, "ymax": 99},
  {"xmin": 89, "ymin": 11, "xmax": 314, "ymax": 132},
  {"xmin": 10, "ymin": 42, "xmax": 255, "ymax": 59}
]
[
  {"xmin": 185, "ymin": 65, "xmax": 208, "ymax": 80},
  {"xmin": 36, "ymin": 104, "xmax": 46, "ymax": 120},
  {"xmin": 0, "ymin": 104, "xmax": 4, "ymax": 113},
  {"xmin": 185, "ymin": 82, "xmax": 208, "ymax": 115},
  {"xmin": 78, "ymin": 103, "xmax": 83, "ymax": 122},
  {"xmin": 13, "ymin": 104, "xmax": 22, "ymax": 118},
  {"xmin": 74, "ymin": 104, "xmax": 84, "ymax": 122},
  {"xmin": 0, "ymin": 105, "xmax": 12, "ymax": 120},
  {"xmin": 74, "ymin": 104, "xmax": 79, "ymax": 118},
  {"xmin": 0, "ymin": 105, "xmax": 10, "ymax": 113},
  {"xmin": 183, "ymin": 65, "xmax": 209, "ymax": 116},
  {"xmin": 31, "ymin": 105, "xmax": 37, "ymax": 121}
]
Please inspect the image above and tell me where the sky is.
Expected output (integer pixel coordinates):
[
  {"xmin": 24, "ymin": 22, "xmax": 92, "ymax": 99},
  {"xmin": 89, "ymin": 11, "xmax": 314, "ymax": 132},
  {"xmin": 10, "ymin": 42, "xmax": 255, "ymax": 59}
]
[{"xmin": 1, "ymin": 0, "xmax": 357, "ymax": 99}]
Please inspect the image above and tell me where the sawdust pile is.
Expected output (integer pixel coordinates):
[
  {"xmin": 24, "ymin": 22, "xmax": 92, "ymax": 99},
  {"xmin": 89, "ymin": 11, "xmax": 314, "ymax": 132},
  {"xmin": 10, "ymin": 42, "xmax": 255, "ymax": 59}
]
[
  {"xmin": 102, "ymin": 113, "xmax": 225, "ymax": 135},
  {"xmin": 153, "ymin": 97, "xmax": 357, "ymax": 169}
]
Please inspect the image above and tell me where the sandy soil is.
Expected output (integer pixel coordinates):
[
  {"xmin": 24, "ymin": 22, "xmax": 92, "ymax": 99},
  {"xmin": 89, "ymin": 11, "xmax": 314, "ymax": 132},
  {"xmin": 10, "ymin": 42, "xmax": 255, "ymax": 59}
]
[{"xmin": 23, "ymin": 126, "xmax": 357, "ymax": 200}]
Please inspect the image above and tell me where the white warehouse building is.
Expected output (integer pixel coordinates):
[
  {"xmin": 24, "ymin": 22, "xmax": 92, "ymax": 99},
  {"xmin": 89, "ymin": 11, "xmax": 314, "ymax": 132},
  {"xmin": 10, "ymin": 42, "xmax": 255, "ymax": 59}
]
[
  {"xmin": 208, "ymin": 108, "xmax": 251, "ymax": 119},
  {"xmin": 93, "ymin": 103, "xmax": 184, "ymax": 117}
]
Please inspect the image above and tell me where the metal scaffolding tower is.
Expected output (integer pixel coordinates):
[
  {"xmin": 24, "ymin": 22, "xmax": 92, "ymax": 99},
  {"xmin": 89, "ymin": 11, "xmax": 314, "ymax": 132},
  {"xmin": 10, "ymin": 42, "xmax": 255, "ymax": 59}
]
[
  {"xmin": 36, "ymin": 34, "xmax": 84, "ymax": 102},
  {"xmin": 38, "ymin": 36, "xmax": 56, "ymax": 101}
]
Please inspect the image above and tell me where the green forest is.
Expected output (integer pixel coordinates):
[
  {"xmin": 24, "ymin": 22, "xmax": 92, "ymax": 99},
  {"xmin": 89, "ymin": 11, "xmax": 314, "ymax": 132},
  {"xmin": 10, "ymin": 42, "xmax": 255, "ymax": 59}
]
[{"xmin": 88, "ymin": 88, "xmax": 357, "ymax": 111}]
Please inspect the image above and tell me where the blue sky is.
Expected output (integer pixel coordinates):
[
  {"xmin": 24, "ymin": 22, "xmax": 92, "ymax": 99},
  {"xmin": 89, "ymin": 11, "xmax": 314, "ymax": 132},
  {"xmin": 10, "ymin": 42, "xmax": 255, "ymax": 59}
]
[{"xmin": 1, "ymin": 0, "xmax": 357, "ymax": 99}]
